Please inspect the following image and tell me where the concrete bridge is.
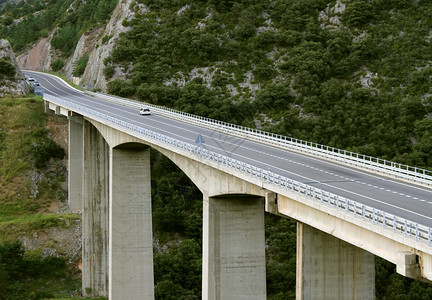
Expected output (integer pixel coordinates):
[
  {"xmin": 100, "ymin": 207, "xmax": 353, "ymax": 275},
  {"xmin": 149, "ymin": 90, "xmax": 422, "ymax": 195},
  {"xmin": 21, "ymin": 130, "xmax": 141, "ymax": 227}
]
[{"xmin": 26, "ymin": 71, "xmax": 432, "ymax": 299}]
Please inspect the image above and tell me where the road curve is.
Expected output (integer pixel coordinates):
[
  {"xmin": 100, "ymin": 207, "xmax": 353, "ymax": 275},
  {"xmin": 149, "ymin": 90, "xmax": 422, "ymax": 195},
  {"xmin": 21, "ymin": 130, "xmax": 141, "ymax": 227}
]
[{"xmin": 25, "ymin": 71, "xmax": 432, "ymax": 228}]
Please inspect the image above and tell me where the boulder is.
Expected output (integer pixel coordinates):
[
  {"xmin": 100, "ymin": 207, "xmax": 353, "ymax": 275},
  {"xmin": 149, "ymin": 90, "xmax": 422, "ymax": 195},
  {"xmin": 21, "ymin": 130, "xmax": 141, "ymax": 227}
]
[{"xmin": 0, "ymin": 39, "xmax": 31, "ymax": 97}]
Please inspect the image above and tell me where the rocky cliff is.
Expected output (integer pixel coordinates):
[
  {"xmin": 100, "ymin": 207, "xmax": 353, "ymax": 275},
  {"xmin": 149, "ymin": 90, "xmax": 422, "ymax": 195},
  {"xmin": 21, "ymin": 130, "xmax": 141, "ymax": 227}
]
[
  {"xmin": 16, "ymin": 0, "xmax": 136, "ymax": 92},
  {"xmin": 80, "ymin": 0, "xmax": 139, "ymax": 91},
  {"xmin": 0, "ymin": 39, "xmax": 31, "ymax": 97}
]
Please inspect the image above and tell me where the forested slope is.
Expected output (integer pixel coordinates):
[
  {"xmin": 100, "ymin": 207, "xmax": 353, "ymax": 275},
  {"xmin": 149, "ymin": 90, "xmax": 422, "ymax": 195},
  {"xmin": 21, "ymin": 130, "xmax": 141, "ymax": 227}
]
[
  {"xmin": 2, "ymin": 0, "xmax": 432, "ymax": 299},
  {"xmin": 105, "ymin": 0, "xmax": 432, "ymax": 169}
]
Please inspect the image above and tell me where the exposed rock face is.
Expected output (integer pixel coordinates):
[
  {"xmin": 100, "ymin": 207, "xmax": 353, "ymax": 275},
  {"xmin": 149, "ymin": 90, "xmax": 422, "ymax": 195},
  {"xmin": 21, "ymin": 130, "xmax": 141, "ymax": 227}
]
[
  {"xmin": 0, "ymin": 39, "xmax": 31, "ymax": 97},
  {"xmin": 15, "ymin": 0, "xmax": 136, "ymax": 92},
  {"xmin": 16, "ymin": 33, "xmax": 53, "ymax": 71},
  {"xmin": 80, "ymin": 0, "xmax": 138, "ymax": 91},
  {"xmin": 64, "ymin": 27, "xmax": 104, "ymax": 86}
]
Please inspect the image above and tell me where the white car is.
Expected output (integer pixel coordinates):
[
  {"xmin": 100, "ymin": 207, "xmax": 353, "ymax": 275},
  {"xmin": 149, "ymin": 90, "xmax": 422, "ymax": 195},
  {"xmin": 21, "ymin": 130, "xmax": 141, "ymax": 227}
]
[
  {"xmin": 139, "ymin": 108, "xmax": 151, "ymax": 115},
  {"xmin": 28, "ymin": 76, "xmax": 35, "ymax": 81}
]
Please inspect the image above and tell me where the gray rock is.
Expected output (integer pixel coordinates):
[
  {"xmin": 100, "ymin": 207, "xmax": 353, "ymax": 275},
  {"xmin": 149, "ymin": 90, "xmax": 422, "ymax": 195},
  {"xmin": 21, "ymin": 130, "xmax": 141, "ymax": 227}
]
[{"xmin": 0, "ymin": 39, "xmax": 31, "ymax": 96}]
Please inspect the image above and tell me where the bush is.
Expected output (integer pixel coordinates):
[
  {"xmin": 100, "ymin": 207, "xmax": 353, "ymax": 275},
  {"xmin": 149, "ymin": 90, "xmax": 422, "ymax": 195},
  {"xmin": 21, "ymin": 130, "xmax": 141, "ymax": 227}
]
[
  {"xmin": 50, "ymin": 58, "xmax": 65, "ymax": 71},
  {"xmin": 102, "ymin": 34, "xmax": 113, "ymax": 44},
  {"xmin": 342, "ymin": 0, "xmax": 374, "ymax": 28},
  {"xmin": 33, "ymin": 139, "xmax": 65, "ymax": 169},
  {"xmin": 51, "ymin": 23, "xmax": 79, "ymax": 55},
  {"xmin": 107, "ymin": 79, "xmax": 136, "ymax": 97},
  {"xmin": 72, "ymin": 54, "xmax": 89, "ymax": 77},
  {"xmin": 0, "ymin": 57, "xmax": 16, "ymax": 79},
  {"xmin": 103, "ymin": 65, "xmax": 115, "ymax": 79}
]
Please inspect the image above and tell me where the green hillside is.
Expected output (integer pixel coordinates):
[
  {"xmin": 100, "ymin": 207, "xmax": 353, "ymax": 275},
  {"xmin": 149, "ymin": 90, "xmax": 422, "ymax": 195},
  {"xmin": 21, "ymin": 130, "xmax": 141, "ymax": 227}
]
[
  {"xmin": 1, "ymin": 0, "xmax": 432, "ymax": 299},
  {"xmin": 106, "ymin": 0, "xmax": 432, "ymax": 168},
  {"xmin": 0, "ymin": 96, "xmax": 82, "ymax": 299}
]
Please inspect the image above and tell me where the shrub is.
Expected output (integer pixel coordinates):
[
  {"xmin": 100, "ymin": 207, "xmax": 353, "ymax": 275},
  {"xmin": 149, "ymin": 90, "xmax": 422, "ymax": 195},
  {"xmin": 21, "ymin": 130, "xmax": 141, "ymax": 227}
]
[
  {"xmin": 107, "ymin": 79, "xmax": 136, "ymax": 97},
  {"xmin": 51, "ymin": 23, "xmax": 79, "ymax": 55},
  {"xmin": 72, "ymin": 54, "xmax": 89, "ymax": 77},
  {"xmin": 102, "ymin": 34, "xmax": 113, "ymax": 44},
  {"xmin": 33, "ymin": 139, "xmax": 65, "ymax": 169},
  {"xmin": 50, "ymin": 58, "xmax": 65, "ymax": 71},
  {"xmin": 342, "ymin": 0, "xmax": 374, "ymax": 28},
  {"xmin": 0, "ymin": 57, "xmax": 16, "ymax": 79},
  {"xmin": 103, "ymin": 65, "xmax": 115, "ymax": 79}
]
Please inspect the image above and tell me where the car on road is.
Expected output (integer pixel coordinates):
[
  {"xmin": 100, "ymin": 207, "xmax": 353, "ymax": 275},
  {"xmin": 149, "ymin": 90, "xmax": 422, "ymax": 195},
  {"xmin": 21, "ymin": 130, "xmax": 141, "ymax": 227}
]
[
  {"xmin": 33, "ymin": 81, "xmax": 40, "ymax": 87},
  {"xmin": 27, "ymin": 76, "xmax": 35, "ymax": 81},
  {"xmin": 139, "ymin": 108, "xmax": 151, "ymax": 115}
]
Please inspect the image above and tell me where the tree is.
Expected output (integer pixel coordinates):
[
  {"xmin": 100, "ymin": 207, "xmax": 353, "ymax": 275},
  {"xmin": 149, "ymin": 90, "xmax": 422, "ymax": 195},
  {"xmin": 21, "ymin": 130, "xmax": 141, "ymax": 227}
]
[
  {"xmin": 72, "ymin": 54, "xmax": 89, "ymax": 77},
  {"xmin": 50, "ymin": 58, "xmax": 65, "ymax": 71},
  {"xmin": 0, "ymin": 57, "xmax": 16, "ymax": 79}
]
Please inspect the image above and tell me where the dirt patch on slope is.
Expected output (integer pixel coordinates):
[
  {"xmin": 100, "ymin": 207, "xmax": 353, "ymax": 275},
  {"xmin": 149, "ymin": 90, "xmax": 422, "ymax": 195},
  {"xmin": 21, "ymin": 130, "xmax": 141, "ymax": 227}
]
[{"xmin": 17, "ymin": 37, "xmax": 52, "ymax": 71}]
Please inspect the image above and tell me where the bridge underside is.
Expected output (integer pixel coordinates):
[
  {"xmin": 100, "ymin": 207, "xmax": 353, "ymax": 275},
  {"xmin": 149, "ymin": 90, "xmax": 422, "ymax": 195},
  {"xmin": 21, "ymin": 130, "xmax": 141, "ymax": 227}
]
[{"xmin": 57, "ymin": 108, "xmax": 430, "ymax": 299}]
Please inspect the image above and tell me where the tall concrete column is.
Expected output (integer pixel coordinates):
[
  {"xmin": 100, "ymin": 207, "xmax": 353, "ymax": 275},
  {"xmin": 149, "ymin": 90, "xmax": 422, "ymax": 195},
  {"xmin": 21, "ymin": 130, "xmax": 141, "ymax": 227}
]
[
  {"xmin": 82, "ymin": 120, "xmax": 109, "ymax": 297},
  {"xmin": 296, "ymin": 222, "xmax": 375, "ymax": 300},
  {"xmin": 68, "ymin": 115, "xmax": 83, "ymax": 211},
  {"xmin": 203, "ymin": 195, "xmax": 266, "ymax": 300},
  {"xmin": 109, "ymin": 145, "xmax": 154, "ymax": 299}
]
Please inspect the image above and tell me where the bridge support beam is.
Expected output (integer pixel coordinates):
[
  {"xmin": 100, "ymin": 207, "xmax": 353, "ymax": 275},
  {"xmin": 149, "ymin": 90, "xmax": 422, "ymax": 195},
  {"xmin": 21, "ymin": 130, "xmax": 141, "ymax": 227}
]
[
  {"xmin": 109, "ymin": 145, "xmax": 154, "ymax": 299},
  {"xmin": 68, "ymin": 115, "xmax": 83, "ymax": 211},
  {"xmin": 82, "ymin": 120, "xmax": 109, "ymax": 297},
  {"xmin": 296, "ymin": 222, "xmax": 375, "ymax": 300},
  {"xmin": 203, "ymin": 195, "xmax": 266, "ymax": 300}
]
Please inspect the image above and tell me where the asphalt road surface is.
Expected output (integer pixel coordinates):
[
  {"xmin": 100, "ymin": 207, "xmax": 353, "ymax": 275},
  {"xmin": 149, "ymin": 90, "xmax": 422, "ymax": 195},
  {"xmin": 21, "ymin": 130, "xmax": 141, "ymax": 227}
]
[{"xmin": 24, "ymin": 70, "xmax": 432, "ymax": 228}]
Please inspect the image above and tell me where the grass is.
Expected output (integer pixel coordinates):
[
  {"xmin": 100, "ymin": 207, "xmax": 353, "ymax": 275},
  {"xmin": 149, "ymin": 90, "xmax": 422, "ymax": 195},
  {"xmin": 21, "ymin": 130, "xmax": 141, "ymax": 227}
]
[
  {"xmin": 0, "ymin": 213, "xmax": 80, "ymax": 243},
  {"xmin": 0, "ymin": 95, "xmax": 87, "ymax": 298},
  {"xmin": 45, "ymin": 71, "xmax": 83, "ymax": 90},
  {"xmin": 0, "ymin": 95, "xmax": 45, "ymax": 180}
]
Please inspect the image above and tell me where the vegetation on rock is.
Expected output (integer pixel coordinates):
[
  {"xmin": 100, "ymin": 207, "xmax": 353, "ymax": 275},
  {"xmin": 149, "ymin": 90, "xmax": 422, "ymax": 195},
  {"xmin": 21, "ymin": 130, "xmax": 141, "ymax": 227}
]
[
  {"xmin": 1, "ymin": 0, "xmax": 432, "ymax": 298},
  {"xmin": 0, "ymin": 96, "xmax": 81, "ymax": 299}
]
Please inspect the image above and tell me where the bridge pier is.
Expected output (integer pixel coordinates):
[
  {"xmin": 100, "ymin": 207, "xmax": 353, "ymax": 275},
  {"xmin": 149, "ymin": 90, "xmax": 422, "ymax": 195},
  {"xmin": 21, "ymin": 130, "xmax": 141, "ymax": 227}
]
[
  {"xmin": 68, "ymin": 115, "xmax": 83, "ymax": 211},
  {"xmin": 202, "ymin": 195, "xmax": 266, "ymax": 300},
  {"xmin": 109, "ymin": 145, "xmax": 154, "ymax": 299},
  {"xmin": 82, "ymin": 120, "xmax": 109, "ymax": 297},
  {"xmin": 296, "ymin": 222, "xmax": 375, "ymax": 300}
]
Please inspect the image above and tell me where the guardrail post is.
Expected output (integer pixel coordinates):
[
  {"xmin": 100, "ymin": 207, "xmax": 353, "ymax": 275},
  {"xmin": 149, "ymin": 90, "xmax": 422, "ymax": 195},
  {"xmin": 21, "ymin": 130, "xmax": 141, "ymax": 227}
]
[{"xmin": 429, "ymin": 228, "xmax": 431, "ymax": 246}]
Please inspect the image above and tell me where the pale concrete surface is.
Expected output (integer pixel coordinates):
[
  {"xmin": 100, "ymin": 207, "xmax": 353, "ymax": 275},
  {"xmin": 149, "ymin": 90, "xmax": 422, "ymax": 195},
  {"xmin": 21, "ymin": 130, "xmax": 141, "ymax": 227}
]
[
  {"xmin": 82, "ymin": 120, "xmax": 109, "ymax": 297},
  {"xmin": 68, "ymin": 115, "xmax": 83, "ymax": 211},
  {"xmin": 296, "ymin": 222, "xmax": 375, "ymax": 300},
  {"xmin": 275, "ymin": 193, "xmax": 432, "ymax": 282},
  {"xmin": 109, "ymin": 145, "xmax": 154, "ymax": 299},
  {"xmin": 203, "ymin": 195, "xmax": 266, "ymax": 300}
]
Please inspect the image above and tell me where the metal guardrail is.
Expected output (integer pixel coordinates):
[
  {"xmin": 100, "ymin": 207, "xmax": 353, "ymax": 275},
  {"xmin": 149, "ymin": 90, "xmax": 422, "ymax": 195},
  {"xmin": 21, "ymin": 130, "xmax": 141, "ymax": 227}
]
[
  {"xmin": 85, "ymin": 91, "xmax": 432, "ymax": 187},
  {"xmin": 45, "ymin": 93, "xmax": 432, "ymax": 247}
]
